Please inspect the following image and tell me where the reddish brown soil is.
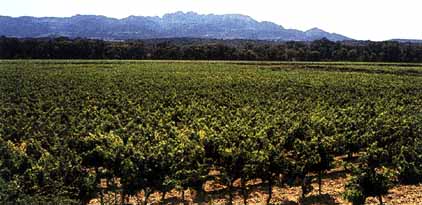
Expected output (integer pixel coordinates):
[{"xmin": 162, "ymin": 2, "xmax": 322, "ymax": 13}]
[{"xmin": 89, "ymin": 168, "xmax": 422, "ymax": 205}]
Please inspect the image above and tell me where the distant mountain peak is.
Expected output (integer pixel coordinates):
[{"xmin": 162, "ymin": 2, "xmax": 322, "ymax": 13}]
[
  {"xmin": 0, "ymin": 12, "xmax": 352, "ymax": 41},
  {"xmin": 224, "ymin": 13, "xmax": 255, "ymax": 21},
  {"xmin": 163, "ymin": 11, "xmax": 199, "ymax": 18},
  {"xmin": 304, "ymin": 27, "xmax": 350, "ymax": 41},
  {"xmin": 306, "ymin": 27, "xmax": 325, "ymax": 33}
]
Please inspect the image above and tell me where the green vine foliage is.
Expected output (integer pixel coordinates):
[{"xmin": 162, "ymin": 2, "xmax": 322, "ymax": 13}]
[{"xmin": 1, "ymin": 61, "xmax": 422, "ymax": 204}]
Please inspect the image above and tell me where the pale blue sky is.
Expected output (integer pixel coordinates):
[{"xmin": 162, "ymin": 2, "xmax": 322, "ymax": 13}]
[{"xmin": 1, "ymin": 0, "xmax": 421, "ymax": 41}]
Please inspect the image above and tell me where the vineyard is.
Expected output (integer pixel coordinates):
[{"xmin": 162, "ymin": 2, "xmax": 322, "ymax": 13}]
[{"xmin": 1, "ymin": 60, "xmax": 422, "ymax": 204}]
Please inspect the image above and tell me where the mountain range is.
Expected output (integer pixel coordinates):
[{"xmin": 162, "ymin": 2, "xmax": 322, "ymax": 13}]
[{"xmin": 0, "ymin": 11, "xmax": 352, "ymax": 41}]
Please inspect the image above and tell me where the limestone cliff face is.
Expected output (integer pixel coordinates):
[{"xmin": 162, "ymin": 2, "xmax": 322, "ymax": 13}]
[{"xmin": 0, "ymin": 12, "xmax": 351, "ymax": 41}]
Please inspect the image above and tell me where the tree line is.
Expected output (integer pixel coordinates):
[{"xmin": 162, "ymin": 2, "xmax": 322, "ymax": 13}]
[{"xmin": 1, "ymin": 36, "xmax": 422, "ymax": 62}]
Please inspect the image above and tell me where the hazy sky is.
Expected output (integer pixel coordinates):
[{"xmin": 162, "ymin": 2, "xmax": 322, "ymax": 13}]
[{"xmin": 1, "ymin": 0, "xmax": 421, "ymax": 41}]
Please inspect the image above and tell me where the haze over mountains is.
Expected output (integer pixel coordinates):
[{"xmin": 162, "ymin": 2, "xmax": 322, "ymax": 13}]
[{"xmin": 0, "ymin": 11, "xmax": 352, "ymax": 41}]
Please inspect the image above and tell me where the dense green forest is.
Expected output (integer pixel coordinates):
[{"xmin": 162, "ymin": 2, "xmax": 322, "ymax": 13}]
[
  {"xmin": 1, "ymin": 61, "xmax": 422, "ymax": 204},
  {"xmin": 1, "ymin": 37, "xmax": 422, "ymax": 62}
]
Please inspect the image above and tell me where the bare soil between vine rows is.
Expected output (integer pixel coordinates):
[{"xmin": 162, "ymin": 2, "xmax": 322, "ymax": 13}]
[{"xmin": 89, "ymin": 167, "xmax": 422, "ymax": 205}]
